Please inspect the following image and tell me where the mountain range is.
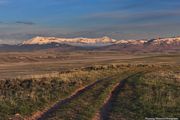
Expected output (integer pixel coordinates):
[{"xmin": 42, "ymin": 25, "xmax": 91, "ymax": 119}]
[
  {"xmin": 0, "ymin": 36, "xmax": 180, "ymax": 53},
  {"xmin": 22, "ymin": 36, "xmax": 116, "ymax": 46}
]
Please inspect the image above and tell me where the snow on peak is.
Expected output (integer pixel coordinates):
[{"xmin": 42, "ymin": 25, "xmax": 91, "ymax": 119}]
[
  {"xmin": 115, "ymin": 40, "xmax": 146, "ymax": 45},
  {"xmin": 22, "ymin": 36, "xmax": 180, "ymax": 46},
  {"xmin": 148, "ymin": 37, "xmax": 180, "ymax": 45},
  {"xmin": 115, "ymin": 37, "xmax": 180, "ymax": 45},
  {"xmin": 22, "ymin": 36, "xmax": 116, "ymax": 45}
]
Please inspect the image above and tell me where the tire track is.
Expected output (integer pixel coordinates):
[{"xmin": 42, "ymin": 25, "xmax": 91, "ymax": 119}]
[
  {"xmin": 92, "ymin": 83, "xmax": 120, "ymax": 120},
  {"xmin": 26, "ymin": 76, "xmax": 112, "ymax": 120},
  {"xmin": 93, "ymin": 72, "xmax": 143, "ymax": 120}
]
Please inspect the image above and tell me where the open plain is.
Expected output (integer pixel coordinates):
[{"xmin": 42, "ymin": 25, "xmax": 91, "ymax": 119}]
[
  {"xmin": 0, "ymin": 51, "xmax": 180, "ymax": 80},
  {"xmin": 0, "ymin": 50, "xmax": 180, "ymax": 120}
]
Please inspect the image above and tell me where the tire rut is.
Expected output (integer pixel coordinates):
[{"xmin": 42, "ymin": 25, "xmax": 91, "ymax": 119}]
[
  {"xmin": 93, "ymin": 72, "xmax": 143, "ymax": 120},
  {"xmin": 27, "ymin": 77, "xmax": 112, "ymax": 120}
]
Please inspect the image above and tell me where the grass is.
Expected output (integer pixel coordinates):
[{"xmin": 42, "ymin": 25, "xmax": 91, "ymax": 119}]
[
  {"xmin": 108, "ymin": 66, "xmax": 180, "ymax": 120},
  {"xmin": 38, "ymin": 65, "xmax": 153, "ymax": 120},
  {"xmin": 42, "ymin": 69, "xmax": 137, "ymax": 120},
  {"xmin": 0, "ymin": 66, "xmax": 123, "ymax": 120},
  {"xmin": 0, "ymin": 64, "xmax": 179, "ymax": 120}
]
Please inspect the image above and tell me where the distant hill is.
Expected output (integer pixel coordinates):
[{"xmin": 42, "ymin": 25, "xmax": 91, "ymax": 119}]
[
  {"xmin": 99, "ymin": 37, "xmax": 180, "ymax": 53},
  {"xmin": 0, "ymin": 36, "xmax": 180, "ymax": 53},
  {"xmin": 0, "ymin": 43, "xmax": 79, "ymax": 52}
]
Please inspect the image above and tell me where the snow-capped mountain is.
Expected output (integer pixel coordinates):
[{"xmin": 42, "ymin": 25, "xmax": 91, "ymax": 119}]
[
  {"xmin": 22, "ymin": 36, "xmax": 116, "ymax": 46},
  {"xmin": 115, "ymin": 37, "xmax": 180, "ymax": 45},
  {"xmin": 22, "ymin": 36, "xmax": 180, "ymax": 46},
  {"xmin": 0, "ymin": 36, "xmax": 180, "ymax": 52},
  {"xmin": 100, "ymin": 37, "xmax": 180, "ymax": 52},
  {"xmin": 146, "ymin": 37, "xmax": 180, "ymax": 45}
]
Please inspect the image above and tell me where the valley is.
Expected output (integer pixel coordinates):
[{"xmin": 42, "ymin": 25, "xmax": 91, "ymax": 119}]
[
  {"xmin": 0, "ymin": 36, "xmax": 180, "ymax": 120},
  {"xmin": 0, "ymin": 51, "xmax": 179, "ymax": 80},
  {"xmin": 1, "ymin": 0, "xmax": 180, "ymax": 119}
]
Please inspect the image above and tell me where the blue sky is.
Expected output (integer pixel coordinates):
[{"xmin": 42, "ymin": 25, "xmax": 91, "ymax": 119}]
[{"xmin": 0, "ymin": 0, "xmax": 180, "ymax": 43}]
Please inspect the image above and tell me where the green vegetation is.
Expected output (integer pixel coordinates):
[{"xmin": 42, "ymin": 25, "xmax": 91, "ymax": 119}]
[
  {"xmin": 0, "ymin": 66, "xmax": 122, "ymax": 120},
  {"xmin": 39, "ymin": 65, "xmax": 155, "ymax": 120},
  {"xmin": 0, "ymin": 64, "xmax": 179, "ymax": 120},
  {"xmin": 41, "ymin": 71, "xmax": 130, "ymax": 120},
  {"xmin": 108, "ymin": 67, "xmax": 180, "ymax": 120}
]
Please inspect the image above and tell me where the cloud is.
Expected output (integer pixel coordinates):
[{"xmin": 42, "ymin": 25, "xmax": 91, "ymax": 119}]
[
  {"xmin": 15, "ymin": 21, "xmax": 36, "ymax": 25},
  {"xmin": 0, "ymin": 0, "xmax": 180, "ymax": 44},
  {"xmin": 82, "ymin": 9, "xmax": 180, "ymax": 26},
  {"xmin": 86, "ymin": 10, "xmax": 180, "ymax": 19},
  {"xmin": 0, "ymin": 21, "xmax": 36, "ymax": 25}
]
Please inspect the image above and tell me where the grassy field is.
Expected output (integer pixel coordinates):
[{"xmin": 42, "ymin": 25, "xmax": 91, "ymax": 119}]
[
  {"xmin": 0, "ymin": 51, "xmax": 180, "ymax": 120},
  {"xmin": 39, "ymin": 67, "xmax": 137, "ymax": 120},
  {"xmin": 108, "ymin": 66, "xmax": 180, "ymax": 120},
  {"xmin": 0, "ymin": 65, "xmax": 130, "ymax": 120}
]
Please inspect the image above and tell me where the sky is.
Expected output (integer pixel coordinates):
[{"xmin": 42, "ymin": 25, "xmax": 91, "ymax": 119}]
[{"xmin": 0, "ymin": 0, "xmax": 180, "ymax": 44}]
